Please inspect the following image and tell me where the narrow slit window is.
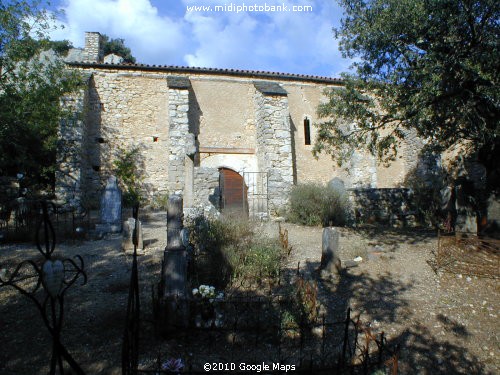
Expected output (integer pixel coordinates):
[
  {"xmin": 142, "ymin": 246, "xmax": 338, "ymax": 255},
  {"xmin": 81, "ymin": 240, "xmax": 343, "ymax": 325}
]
[{"xmin": 304, "ymin": 117, "xmax": 311, "ymax": 145}]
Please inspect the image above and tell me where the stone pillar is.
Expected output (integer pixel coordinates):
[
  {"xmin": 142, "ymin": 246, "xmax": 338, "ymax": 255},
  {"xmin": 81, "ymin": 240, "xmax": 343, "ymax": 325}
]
[
  {"xmin": 55, "ymin": 89, "xmax": 87, "ymax": 211},
  {"xmin": 161, "ymin": 195, "xmax": 188, "ymax": 330},
  {"xmin": 254, "ymin": 82, "xmax": 293, "ymax": 214},
  {"xmin": 167, "ymin": 77, "xmax": 196, "ymax": 198},
  {"xmin": 83, "ymin": 32, "xmax": 104, "ymax": 63}
]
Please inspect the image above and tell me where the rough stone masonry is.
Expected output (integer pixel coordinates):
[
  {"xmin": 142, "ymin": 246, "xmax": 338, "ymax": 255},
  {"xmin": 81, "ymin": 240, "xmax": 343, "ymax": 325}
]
[{"xmin": 56, "ymin": 31, "xmax": 429, "ymax": 218}]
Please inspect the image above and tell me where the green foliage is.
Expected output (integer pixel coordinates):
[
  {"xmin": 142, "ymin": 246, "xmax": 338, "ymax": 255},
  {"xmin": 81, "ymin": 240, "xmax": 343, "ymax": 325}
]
[
  {"xmin": 286, "ymin": 183, "xmax": 350, "ymax": 226},
  {"xmin": 113, "ymin": 146, "xmax": 144, "ymax": 207},
  {"xmin": 101, "ymin": 34, "xmax": 136, "ymax": 63},
  {"xmin": 315, "ymin": 0, "xmax": 499, "ymax": 181},
  {"xmin": 280, "ymin": 276, "xmax": 319, "ymax": 330},
  {"xmin": 186, "ymin": 216, "xmax": 287, "ymax": 289},
  {"xmin": 0, "ymin": 1, "xmax": 82, "ymax": 188},
  {"xmin": 186, "ymin": 215, "xmax": 254, "ymax": 288},
  {"xmin": 404, "ymin": 151, "xmax": 449, "ymax": 227},
  {"xmin": 232, "ymin": 238, "xmax": 283, "ymax": 281},
  {"xmin": 150, "ymin": 192, "xmax": 170, "ymax": 210}
]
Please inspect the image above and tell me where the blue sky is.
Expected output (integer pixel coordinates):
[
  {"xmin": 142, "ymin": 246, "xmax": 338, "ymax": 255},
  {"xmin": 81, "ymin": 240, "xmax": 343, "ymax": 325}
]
[{"xmin": 48, "ymin": 0, "xmax": 352, "ymax": 77}]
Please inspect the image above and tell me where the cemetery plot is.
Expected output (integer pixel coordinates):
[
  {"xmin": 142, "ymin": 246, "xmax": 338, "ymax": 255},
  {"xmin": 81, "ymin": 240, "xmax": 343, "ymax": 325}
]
[{"xmin": 0, "ymin": 216, "xmax": 498, "ymax": 374}]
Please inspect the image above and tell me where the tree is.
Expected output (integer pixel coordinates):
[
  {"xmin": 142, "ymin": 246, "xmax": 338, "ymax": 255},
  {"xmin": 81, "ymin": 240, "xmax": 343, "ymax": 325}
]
[
  {"xmin": 101, "ymin": 34, "xmax": 136, "ymax": 63},
  {"xmin": 314, "ymin": 0, "xmax": 499, "ymax": 192},
  {"xmin": 0, "ymin": 0, "xmax": 82, "ymax": 191}
]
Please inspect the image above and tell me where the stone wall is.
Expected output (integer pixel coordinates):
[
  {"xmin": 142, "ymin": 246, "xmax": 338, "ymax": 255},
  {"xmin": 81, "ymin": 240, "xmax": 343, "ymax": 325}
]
[
  {"xmin": 254, "ymin": 82, "xmax": 294, "ymax": 214},
  {"xmin": 167, "ymin": 77, "xmax": 196, "ymax": 197},
  {"xmin": 190, "ymin": 167, "xmax": 220, "ymax": 216},
  {"xmin": 83, "ymin": 32, "xmax": 103, "ymax": 63},
  {"xmin": 286, "ymin": 83, "xmax": 338, "ymax": 185},
  {"xmin": 56, "ymin": 34, "xmax": 430, "ymax": 214},
  {"xmin": 348, "ymin": 188, "xmax": 418, "ymax": 227},
  {"xmin": 55, "ymin": 88, "xmax": 87, "ymax": 210}
]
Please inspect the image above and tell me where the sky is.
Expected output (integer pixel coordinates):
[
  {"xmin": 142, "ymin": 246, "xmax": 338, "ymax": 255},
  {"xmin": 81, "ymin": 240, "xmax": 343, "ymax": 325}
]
[{"xmin": 47, "ymin": 0, "xmax": 353, "ymax": 78}]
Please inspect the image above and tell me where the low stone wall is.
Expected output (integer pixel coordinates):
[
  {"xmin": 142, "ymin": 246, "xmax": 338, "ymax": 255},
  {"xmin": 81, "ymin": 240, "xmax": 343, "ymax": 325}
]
[
  {"xmin": 347, "ymin": 188, "xmax": 419, "ymax": 227},
  {"xmin": 187, "ymin": 167, "xmax": 220, "ymax": 218}
]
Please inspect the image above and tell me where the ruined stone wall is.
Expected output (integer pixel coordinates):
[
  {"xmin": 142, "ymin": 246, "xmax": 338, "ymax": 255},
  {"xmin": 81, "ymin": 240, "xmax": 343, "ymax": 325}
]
[
  {"xmin": 348, "ymin": 188, "xmax": 418, "ymax": 227},
  {"xmin": 58, "ymin": 62, "xmax": 428, "ymax": 213},
  {"xmin": 191, "ymin": 167, "xmax": 220, "ymax": 216},
  {"xmin": 55, "ymin": 88, "xmax": 87, "ymax": 210},
  {"xmin": 83, "ymin": 32, "xmax": 103, "ymax": 63},
  {"xmin": 75, "ymin": 69, "xmax": 170, "ymax": 206}
]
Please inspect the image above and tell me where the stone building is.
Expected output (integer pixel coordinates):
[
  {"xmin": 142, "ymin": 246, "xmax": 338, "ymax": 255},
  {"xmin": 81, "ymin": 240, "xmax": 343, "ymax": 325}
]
[{"xmin": 56, "ymin": 32, "xmax": 425, "ymax": 217}]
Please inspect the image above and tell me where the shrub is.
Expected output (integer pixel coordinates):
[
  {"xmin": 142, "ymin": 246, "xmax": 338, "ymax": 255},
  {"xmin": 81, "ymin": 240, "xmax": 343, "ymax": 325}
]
[
  {"xmin": 186, "ymin": 216, "xmax": 287, "ymax": 289},
  {"xmin": 233, "ymin": 238, "xmax": 283, "ymax": 281},
  {"xmin": 186, "ymin": 215, "xmax": 254, "ymax": 288},
  {"xmin": 150, "ymin": 192, "xmax": 170, "ymax": 210},
  {"xmin": 113, "ymin": 146, "xmax": 144, "ymax": 207},
  {"xmin": 286, "ymin": 183, "xmax": 350, "ymax": 226}
]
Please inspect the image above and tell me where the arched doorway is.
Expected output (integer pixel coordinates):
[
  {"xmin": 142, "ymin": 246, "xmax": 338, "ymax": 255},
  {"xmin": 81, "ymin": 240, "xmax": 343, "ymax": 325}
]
[{"xmin": 219, "ymin": 168, "xmax": 248, "ymax": 215}]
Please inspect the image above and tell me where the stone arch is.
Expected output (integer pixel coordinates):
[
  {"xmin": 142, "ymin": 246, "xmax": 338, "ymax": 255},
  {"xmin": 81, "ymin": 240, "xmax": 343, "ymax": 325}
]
[{"xmin": 200, "ymin": 154, "xmax": 259, "ymax": 216}]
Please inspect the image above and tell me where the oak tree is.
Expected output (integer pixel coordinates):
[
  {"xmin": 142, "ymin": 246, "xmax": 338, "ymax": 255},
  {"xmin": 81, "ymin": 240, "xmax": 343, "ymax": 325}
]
[{"xmin": 315, "ymin": 0, "xmax": 499, "ymax": 191}]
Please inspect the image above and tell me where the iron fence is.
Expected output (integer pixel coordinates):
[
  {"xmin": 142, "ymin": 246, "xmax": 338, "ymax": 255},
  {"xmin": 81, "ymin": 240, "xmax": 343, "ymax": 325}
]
[
  {"xmin": 0, "ymin": 199, "xmax": 98, "ymax": 243},
  {"xmin": 436, "ymin": 231, "xmax": 500, "ymax": 278},
  {"xmin": 138, "ymin": 295, "xmax": 399, "ymax": 374}
]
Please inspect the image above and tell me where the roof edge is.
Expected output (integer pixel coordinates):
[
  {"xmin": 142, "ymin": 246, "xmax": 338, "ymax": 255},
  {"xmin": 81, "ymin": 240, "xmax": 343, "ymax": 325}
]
[{"xmin": 66, "ymin": 61, "xmax": 343, "ymax": 85}]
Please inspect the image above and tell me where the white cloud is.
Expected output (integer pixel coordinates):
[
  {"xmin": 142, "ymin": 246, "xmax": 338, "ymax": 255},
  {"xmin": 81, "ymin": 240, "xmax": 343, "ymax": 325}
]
[
  {"xmin": 181, "ymin": 0, "xmax": 350, "ymax": 76},
  {"xmin": 48, "ymin": 0, "xmax": 352, "ymax": 76},
  {"xmin": 50, "ymin": 0, "xmax": 188, "ymax": 64}
]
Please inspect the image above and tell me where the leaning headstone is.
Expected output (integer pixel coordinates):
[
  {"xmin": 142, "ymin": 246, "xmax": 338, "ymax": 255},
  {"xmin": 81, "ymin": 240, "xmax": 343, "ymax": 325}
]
[
  {"xmin": 122, "ymin": 217, "xmax": 144, "ymax": 252},
  {"xmin": 329, "ymin": 177, "xmax": 346, "ymax": 196},
  {"xmin": 320, "ymin": 227, "xmax": 342, "ymax": 275},
  {"xmin": 96, "ymin": 176, "xmax": 122, "ymax": 233},
  {"xmin": 160, "ymin": 195, "xmax": 188, "ymax": 331}
]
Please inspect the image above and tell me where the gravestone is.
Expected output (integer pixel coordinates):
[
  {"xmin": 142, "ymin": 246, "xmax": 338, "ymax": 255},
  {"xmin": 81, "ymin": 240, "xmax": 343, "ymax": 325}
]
[
  {"xmin": 329, "ymin": 177, "xmax": 346, "ymax": 196},
  {"xmin": 455, "ymin": 177, "xmax": 477, "ymax": 235},
  {"xmin": 122, "ymin": 217, "xmax": 143, "ymax": 252},
  {"xmin": 320, "ymin": 227, "xmax": 342, "ymax": 275},
  {"xmin": 96, "ymin": 176, "xmax": 122, "ymax": 233},
  {"xmin": 161, "ymin": 195, "xmax": 188, "ymax": 330}
]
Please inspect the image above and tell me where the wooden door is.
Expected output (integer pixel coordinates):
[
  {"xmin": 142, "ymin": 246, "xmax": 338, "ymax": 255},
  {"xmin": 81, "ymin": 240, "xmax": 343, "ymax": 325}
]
[{"xmin": 219, "ymin": 168, "xmax": 248, "ymax": 215}]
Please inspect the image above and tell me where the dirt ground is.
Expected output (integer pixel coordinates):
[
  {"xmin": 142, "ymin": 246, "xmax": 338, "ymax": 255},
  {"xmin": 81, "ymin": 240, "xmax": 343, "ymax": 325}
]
[{"xmin": 0, "ymin": 212, "xmax": 498, "ymax": 374}]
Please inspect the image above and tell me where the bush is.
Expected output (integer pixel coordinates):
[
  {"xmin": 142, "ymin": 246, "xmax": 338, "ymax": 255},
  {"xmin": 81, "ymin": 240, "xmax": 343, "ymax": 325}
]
[
  {"xmin": 232, "ymin": 238, "xmax": 283, "ymax": 281},
  {"xmin": 186, "ymin": 216, "xmax": 286, "ymax": 289},
  {"xmin": 113, "ymin": 146, "xmax": 144, "ymax": 207},
  {"xmin": 286, "ymin": 183, "xmax": 350, "ymax": 226},
  {"xmin": 186, "ymin": 215, "xmax": 253, "ymax": 288}
]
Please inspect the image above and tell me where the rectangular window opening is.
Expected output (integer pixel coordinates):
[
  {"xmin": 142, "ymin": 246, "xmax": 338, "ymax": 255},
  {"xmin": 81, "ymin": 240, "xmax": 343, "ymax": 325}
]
[{"xmin": 304, "ymin": 118, "xmax": 311, "ymax": 145}]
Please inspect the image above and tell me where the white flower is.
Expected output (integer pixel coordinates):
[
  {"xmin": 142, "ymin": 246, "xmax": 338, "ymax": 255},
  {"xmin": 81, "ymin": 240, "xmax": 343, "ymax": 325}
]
[{"xmin": 192, "ymin": 288, "xmax": 199, "ymax": 295}]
